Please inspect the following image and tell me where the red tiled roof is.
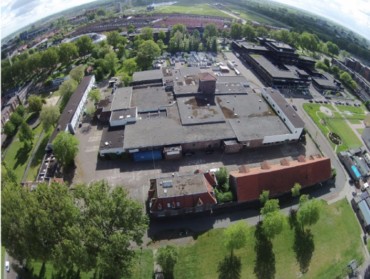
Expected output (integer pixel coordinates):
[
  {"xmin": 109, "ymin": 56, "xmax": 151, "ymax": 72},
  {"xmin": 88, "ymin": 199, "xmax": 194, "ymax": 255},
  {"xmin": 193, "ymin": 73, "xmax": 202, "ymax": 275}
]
[{"xmin": 230, "ymin": 155, "xmax": 331, "ymax": 203}]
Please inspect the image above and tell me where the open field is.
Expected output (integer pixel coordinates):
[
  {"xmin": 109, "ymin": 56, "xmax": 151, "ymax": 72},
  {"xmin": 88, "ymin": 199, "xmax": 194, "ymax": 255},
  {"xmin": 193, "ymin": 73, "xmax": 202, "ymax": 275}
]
[
  {"xmin": 303, "ymin": 103, "xmax": 362, "ymax": 152},
  {"xmin": 173, "ymin": 199, "xmax": 363, "ymax": 279},
  {"xmin": 3, "ymin": 120, "xmax": 44, "ymax": 183},
  {"xmin": 336, "ymin": 105, "xmax": 366, "ymax": 125},
  {"xmin": 155, "ymin": 3, "xmax": 230, "ymax": 18}
]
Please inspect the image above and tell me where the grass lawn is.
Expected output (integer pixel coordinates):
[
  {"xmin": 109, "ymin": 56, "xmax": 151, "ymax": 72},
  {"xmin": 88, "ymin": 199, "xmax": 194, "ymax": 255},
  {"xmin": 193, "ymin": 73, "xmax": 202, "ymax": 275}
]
[
  {"xmin": 26, "ymin": 131, "xmax": 51, "ymax": 181},
  {"xmin": 173, "ymin": 199, "xmax": 363, "ymax": 279},
  {"xmin": 303, "ymin": 103, "xmax": 362, "ymax": 152},
  {"xmin": 3, "ymin": 121, "xmax": 44, "ymax": 183},
  {"xmin": 336, "ymin": 105, "xmax": 366, "ymax": 124},
  {"xmin": 155, "ymin": 3, "xmax": 230, "ymax": 18},
  {"xmin": 26, "ymin": 249, "xmax": 153, "ymax": 279}
]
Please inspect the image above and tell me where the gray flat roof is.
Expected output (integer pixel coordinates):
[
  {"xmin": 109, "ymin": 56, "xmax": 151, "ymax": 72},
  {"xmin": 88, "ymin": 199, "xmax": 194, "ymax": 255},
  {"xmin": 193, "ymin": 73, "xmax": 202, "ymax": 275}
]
[
  {"xmin": 99, "ymin": 126, "xmax": 125, "ymax": 150},
  {"xmin": 177, "ymin": 96, "xmax": 225, "ymax": 125},
  {"xmin": 111, "ymin": 87, "xmax": 132, "ymax": 111},
  {"xmin": 250, "ymin": 54, "xmax": 298, "ymax": 79},
  {"xmin": 229, "ymin": 116, "xmax": 290, "ymax": 142},
  {"xmin": 359, "ymin": 200, "xmax": 370, "ymax": 226},
  {"xmin": 155, "ymin": 173, "xmax": 208, "ymax": 198},
  {"xmin": 268, "ymin": 41, "xmax": 294, "ymax": 51},
  {"xmin": 132, "ymin": 69, "xmax": 163, "ymax": 82},
  {"xmin": 49, "ymin": 75, "xmax": 93, "ymax": 144},
  {"xmin": 240, "ymin": 42, "xmax": 268, "ymax": 52},
  {"xmin": 131, "ymin": 87, "xmax": 170, "ymax": 112},
  {"xmin": 216, "ymin": 76, "xmax": 248, "ymax": 84},
  {"xmin": 312, "ymin": 73, "xmax": 338, "ymax": 89},
  {"xmin": 123, "ymin": 117, "xmax": 235, "ymax": 150},
  {"xmin": 110, "ymin": 107, "xmax": 137, "ymax": 122},
  {"xmin": 264, "ymin": 88, "xmax": 305, "ymax": 128}
]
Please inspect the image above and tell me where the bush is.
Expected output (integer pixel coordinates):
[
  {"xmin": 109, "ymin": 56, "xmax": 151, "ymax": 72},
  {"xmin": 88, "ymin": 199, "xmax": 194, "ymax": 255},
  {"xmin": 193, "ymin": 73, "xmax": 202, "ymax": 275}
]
[{"xmin": 215, "ymin": 189, "xmax": 234, "ymax": 203}]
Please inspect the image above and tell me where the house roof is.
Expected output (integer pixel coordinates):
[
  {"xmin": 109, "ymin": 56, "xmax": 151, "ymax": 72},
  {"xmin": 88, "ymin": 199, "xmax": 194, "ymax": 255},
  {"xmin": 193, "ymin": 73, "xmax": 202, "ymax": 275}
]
[
  {"xmin": 198, "ymin": 72, "xmax": 217, "ymax": 81},
  {"xmin": 99, "ymin": 126, "xmax": 125, "ymax": 151},
  {"xmin": 111, "ymin": 87, "xmax": 133, "ymax": 111}
]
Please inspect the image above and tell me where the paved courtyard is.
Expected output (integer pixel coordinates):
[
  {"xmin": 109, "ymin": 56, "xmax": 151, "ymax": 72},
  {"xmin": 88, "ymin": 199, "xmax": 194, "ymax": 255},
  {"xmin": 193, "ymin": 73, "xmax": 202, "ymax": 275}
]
[{"xmin": 73, "ymin": 121, "xmax": 320, "ymax": 204}]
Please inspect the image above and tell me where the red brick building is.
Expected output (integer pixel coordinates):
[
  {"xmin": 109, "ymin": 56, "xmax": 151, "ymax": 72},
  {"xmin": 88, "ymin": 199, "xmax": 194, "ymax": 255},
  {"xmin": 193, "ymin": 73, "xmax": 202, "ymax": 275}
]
[
  {"xmin": 230, "ymin": 155, "xmax": 332, "ymax": 203},
  {"xmin": 148, "ymin": 172, "xmax": 217, "ymax": 217}
]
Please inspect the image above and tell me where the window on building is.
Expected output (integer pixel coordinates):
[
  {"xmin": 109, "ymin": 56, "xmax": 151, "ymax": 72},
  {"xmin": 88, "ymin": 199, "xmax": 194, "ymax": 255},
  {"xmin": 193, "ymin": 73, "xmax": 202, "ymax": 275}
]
[
  {"xmin": 176, "ymin": 201, "xmax": 180, "ymax": 207},
  {"xmin": 167, "ymin": 203, "xmax": 171, "ymax": 208}
]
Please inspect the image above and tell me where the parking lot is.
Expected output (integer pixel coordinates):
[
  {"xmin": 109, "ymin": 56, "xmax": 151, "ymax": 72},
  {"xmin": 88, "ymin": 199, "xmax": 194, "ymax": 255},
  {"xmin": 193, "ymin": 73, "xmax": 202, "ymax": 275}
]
[{"xmin": 73, "ymin": 121, "xmax": 320, "ymax": 204}]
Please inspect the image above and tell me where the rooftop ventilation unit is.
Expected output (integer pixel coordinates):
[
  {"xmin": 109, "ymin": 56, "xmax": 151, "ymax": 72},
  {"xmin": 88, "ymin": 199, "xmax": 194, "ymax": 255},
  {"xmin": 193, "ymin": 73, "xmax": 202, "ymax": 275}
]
[{"xmin": 161, "ymin": 180, "xmax": 173, "ymax": 188}]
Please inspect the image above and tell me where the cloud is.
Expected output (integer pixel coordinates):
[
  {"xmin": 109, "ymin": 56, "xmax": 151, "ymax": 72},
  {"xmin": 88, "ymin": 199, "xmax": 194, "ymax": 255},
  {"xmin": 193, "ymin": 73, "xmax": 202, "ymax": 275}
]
[{"xmin": 271, "ymin": 0, "xmax": 370, "ymax": 39}]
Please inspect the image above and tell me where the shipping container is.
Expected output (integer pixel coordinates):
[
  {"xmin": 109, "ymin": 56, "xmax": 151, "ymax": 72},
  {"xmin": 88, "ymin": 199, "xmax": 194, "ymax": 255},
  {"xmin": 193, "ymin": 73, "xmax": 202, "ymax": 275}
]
[{"xmin": 133, "ymin": 150, "xmax": 162, "ymax": 162}]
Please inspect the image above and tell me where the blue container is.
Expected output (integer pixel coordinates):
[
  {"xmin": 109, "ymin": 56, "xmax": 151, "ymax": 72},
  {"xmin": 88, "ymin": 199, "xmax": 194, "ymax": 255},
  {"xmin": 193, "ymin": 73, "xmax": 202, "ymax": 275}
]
[
  {"xmin": 133, "ymin": 150, "xmax": 162, "ymax": 162},
  {"xmin": 351, "ymin": 165, "xmax": 361, "ymax": 179}
]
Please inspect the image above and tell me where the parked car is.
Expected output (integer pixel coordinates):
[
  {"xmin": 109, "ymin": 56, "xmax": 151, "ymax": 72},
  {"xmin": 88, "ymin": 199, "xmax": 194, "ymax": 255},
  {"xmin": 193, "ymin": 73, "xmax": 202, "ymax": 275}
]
[
  {"xmin": 5, "ymin": 261, "xmax": 10, "ymax": 272},
  {"xmin": 292, "ymin": 105, "xmax": 297, "ymax": 111}
]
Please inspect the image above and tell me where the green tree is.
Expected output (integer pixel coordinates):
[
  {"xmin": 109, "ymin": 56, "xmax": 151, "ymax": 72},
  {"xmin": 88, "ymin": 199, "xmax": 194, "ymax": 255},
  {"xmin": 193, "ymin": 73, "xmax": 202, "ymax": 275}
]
[
  {"xmin": 1, "ymin": 182, "xmax": 32, "ymax": 261},
  {"xmin": 203, "ymin": 24, "xmax": 218, "ymax": 40},
  {"xmin": 15, "ymin": 105, "xmax": 26, "ymax": 117},
  {"xmin": 255, "ymin": 26, "xmax": 268, "ymax": 37},
  {"xmin": 217, "ymin": 253, "xmax": 241, "ymax": 279},
  {"xmin": 140, "ymin": 27, "xmax": 153, "ymax": 41},
  {"xmin": 261, "ymin": 211, "xmax": 285, "ymax": 239},
  {"xmin": 18, "ymin": 121, "xmax": 34, "ymax": 144},
  {"xmin": 10, "ymin": 112, "xmax": 23, "ymax": 127},
  {"xmin": 1, "ymin": 162, "xmax": 17, "ymax": 188},
  {"xmin": 107, "ymin": 31, "xmax": 123, "ymax": 49},
  {"xmin": 297, "ymin": 195, "xmax": 321, "ymax": 231},
  {"xmin": 59, "ymin": 79, "xmax": 78, "ymax": 109},
  {"xmin": 3, "ymin": 121, "xmax": 16, "ymax": 137},
  {"xmin": 223, "ymin": 221, "xmax": 249, "ymax": 256},
  {"xmin": 88, "ymin": 88, "xmax": 101, "ymax": 103},
  {"xmin": 230, "ymin": 23, "xmax": 243, "ymax": 40},
  {"xmin": 171, "ymin": 24, "xmax": 187, "ymax": 36},
  {"xmin": 40, "ymin": 47, "xmax": 59, "ymax": 70},
  {"xmin": 259, "ymin": 190, "xmax": 270, "ymax": 206},
  {"xmin": 52, "ymin": 132, "xmax": 79, "ymax": 167},
  {"xmin": 158, "ymin": 30, "xmax": 167, "ymax": 41},
  {"xmin": 69, "ymin": 65, "xmax": 86, "ymax": 83},
  {"xmin": 315, "ymin": 61, "xmax": 329, "ymax": 72},
  {"xmin": 243, "ymin": 24, "xmax": 256, "ymax": 41},
  {"xmin": 215, "ymin": 167, "xmax": 228, "ymax": 188},
  {"xmin": 136, "ymin": 40, "xmax": 161, "ymax": 70},
  {"xmin": 326, "ymin": 41, "xmax": 339, "ymax": 56},
  {"xmin": 261, "ymin": 199, "xmax": 279, "ymax": 216},
  {"xmin": 157, "ymin": 245, "xmax": 178, "ymax": 279},
  {"xmin": 40, "ymin": 105, "xmax": 60, "ymax": 131},
  {"xmin": 291, "ymin": 183, "xmax": 301, "ymax": 199},
  {"xmin": 299, "ymin": 32, "xmax": 319, "ymax": 52},
  {"xmin": 27, "ymin": 182, "xmax": 79, "ymax": 264},
  {"xmin": 27, "ymin": 95, "xmax": 43, "ymax": 114},
  {"xmin": 76, "ymin": 35, "xmax": 94, "ymax": 57},
  {"xmin": 71, "ymin": 181, "xmax": 148, "ymax": 278},
  {"xmin": 104, "ymin": 51, "xmax": 118, "ymax": 75},
  {"xmin": 59, "ymin": 43, "xmax": 78, "ymax": 65}
]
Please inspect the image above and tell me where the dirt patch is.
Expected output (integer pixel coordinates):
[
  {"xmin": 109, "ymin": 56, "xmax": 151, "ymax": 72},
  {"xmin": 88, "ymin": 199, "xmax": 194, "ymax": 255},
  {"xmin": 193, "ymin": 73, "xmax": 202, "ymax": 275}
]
[
  {"xmin": 320, "ymin": 106, "xmax": 333, "ymax": 117},
  {"xmin": 328, "ymin": 132, "xmax": 342, "ymax": 145},
  {"xmin": 45, "ymin": 96, "xmax": 60, "ymax": 107}
]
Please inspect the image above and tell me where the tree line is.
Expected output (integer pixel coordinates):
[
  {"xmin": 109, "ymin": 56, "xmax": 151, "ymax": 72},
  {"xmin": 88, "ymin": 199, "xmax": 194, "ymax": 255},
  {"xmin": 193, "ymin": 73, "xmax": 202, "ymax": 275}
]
[{"xmin": 1, "ymin": 173, "xmax": 148, "ymax": 279}]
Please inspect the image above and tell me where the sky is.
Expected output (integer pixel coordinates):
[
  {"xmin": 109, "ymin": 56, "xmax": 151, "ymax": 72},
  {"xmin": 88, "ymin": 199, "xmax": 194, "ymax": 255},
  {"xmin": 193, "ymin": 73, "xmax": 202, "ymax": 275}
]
[
  {"xmin": 1, "ymin": 0, "xmax": 97, "ymax": 39},
  {"xmin": 272, "ymin": 0, "xmax": 370, "ymax": 39},
  {"xmin": 1, "ymin": 0, "xmax": 370, "ymax": 40}
]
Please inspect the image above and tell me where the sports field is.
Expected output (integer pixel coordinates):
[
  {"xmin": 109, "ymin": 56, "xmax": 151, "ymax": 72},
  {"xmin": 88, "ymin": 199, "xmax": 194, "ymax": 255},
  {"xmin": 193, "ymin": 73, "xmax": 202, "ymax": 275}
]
[{"xmin": 303, "ymin": 103, "xmax": 362, "ymax": 152}]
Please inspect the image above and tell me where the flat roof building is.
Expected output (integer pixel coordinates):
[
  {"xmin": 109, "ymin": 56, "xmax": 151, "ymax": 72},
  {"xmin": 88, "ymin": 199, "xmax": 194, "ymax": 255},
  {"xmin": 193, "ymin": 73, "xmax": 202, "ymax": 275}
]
[
  {"xmin": 47, "ymin": 75, "xmax": 95, "ymax": 150},
  {"xmin": 148, "ymin": 172, "xmax": 217, "ymax": 217}
]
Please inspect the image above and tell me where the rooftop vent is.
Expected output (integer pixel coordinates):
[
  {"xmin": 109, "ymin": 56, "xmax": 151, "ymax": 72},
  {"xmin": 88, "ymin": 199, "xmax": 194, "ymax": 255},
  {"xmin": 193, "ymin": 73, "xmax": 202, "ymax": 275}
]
[
  {"xmin": 161, "ymin": 180, "xmax": 173, "ymax": 188},
  {"xmin": 119, "ymin": 115, "xmax": 124, "ymax": 119}
]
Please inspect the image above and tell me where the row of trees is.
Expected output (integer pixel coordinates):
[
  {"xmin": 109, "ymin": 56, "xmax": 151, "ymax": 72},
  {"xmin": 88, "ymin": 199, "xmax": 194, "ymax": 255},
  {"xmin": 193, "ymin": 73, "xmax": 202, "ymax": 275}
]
[
  {"xmin": 155, "ymin": 185, "xmax": 321, "ymax": 279},
  {"xmin": 1, "ymin": 177, "xmax": 148, "ymax": 279},
  {"xmin": 315, "ymin": 58, "xmax": 357, "ymax": 91}
]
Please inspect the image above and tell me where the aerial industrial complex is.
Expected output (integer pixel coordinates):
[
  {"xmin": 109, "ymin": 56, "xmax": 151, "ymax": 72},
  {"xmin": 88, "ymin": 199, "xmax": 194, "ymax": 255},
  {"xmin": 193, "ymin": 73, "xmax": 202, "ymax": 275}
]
[{"xmin": 97, "ymin": 66, "xmax": 305, "ymax": 162}]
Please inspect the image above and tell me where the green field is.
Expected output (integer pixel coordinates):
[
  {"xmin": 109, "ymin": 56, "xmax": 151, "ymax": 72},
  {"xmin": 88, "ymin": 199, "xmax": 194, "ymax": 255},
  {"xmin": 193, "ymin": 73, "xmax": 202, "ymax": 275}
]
[
  {"xmin": 173, "ymin": 199, "xmax": 363, "ymax": 279},
  {"xmin": 303, "ymin": 103, "xmax": 362, "ymax": 152},
  {"xmin": 336, "ymin": 105, "xmax": 366, "ymax": 125},
  {"xmin": 155, "ymin": 3, "xmax": 230, "ymax": 18},
  {"xmin": 3, "ymin": 120, "xmax": 44, "ymax": 183}
]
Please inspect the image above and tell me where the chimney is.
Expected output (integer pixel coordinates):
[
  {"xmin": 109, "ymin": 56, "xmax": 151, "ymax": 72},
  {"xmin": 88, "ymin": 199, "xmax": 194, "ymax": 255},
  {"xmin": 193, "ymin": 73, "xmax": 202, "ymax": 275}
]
[
  {"xmin": 297, "ymin": 155, "xmax": 306, "ymax": 163},
  {"xmin": 198, "ymin": 73, "xmax": 216, "ymax": 94},
  {"xmin": 280, "ymin": 158, "xmax": 290, "ymax": 166},
  {"xmin": 261, "ymin": 161, "xmax": 270, "ymax": 170},
  {"xmin": 239, "ymin": 165, "xmax": 250, "ymax": 173}
]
